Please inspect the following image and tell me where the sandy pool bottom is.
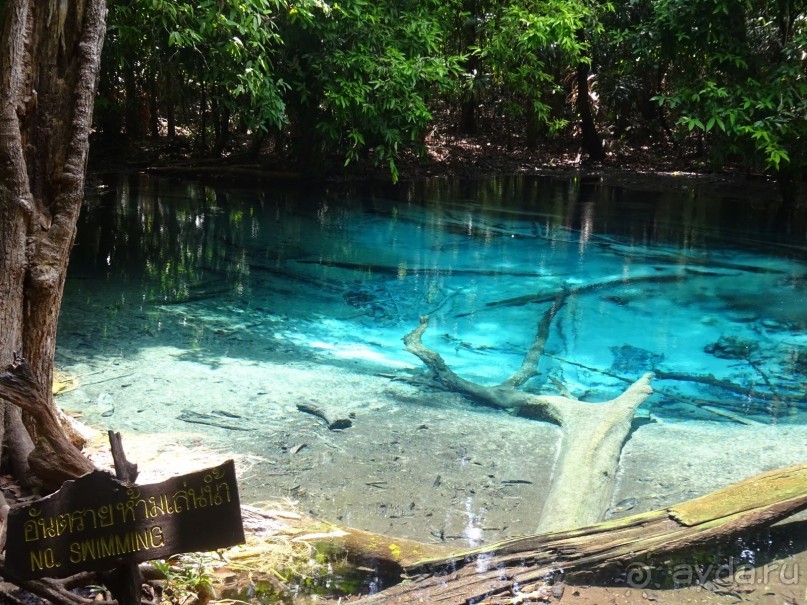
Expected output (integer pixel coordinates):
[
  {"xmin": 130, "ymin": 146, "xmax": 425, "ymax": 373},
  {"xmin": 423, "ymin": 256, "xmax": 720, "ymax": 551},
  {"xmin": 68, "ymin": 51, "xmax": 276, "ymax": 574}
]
[{"xmin": 58, "ymin": 346, "xmax": 807, "ymax": 603}]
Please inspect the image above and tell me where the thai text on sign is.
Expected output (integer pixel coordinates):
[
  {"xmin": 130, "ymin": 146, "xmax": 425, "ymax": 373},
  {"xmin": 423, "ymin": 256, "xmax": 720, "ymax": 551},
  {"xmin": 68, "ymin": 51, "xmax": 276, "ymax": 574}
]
[{"xmin": 5, "ymin": 460, "xmax": 245, "ymax": 580}]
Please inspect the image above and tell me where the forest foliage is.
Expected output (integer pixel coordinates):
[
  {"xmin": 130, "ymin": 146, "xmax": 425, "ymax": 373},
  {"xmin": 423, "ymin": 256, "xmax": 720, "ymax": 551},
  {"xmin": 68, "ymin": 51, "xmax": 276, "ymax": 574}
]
[{"xmin": 99, "ymin": 0, "xmax": 806, "ymax": 185}]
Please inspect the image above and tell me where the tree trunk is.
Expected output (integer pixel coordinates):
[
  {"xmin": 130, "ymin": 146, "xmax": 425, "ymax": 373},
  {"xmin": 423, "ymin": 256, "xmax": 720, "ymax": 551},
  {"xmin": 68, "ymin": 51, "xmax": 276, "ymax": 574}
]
[
  {"xmin": 458, "ymin": 0, "xmax": 479, "ymax": 135},
  {"xmin": 164, "ymin": 66, "xmax": 176, "ymax": 139},
  {"xmin": 198, "ymin": 80, "xmax": 208, "ymax": 151},
  {"xmin": 524, "ymin": 98, "xmax": 540, "ymax": 148},
  {"xmin": 575, "ymin": 31, "xmax": 604, "ymax": 162},
  {"xmin": 0, "ymin": 0, "xmax": 106, "ymax": 489},
  {"xmin": 535, "ymin": 377, "xmax": 651, "ymax": 533},
  {"xmin": 210, "ymin": 93, "xmax": 231, "ymax": 157},
  {"xmin": 123, "ymin": 62, "xmax": 141, "ymax": 139},
  {"xmin": 576, "ymin": 59, "xmax": 604, "ymax": 162},
  {"xmin": 247, "ymin": 129, "xmax": 266, "ymax": 158},
  {"xmin": 148, "ymin": 69, "xmax": 159, "ymax": 138}
]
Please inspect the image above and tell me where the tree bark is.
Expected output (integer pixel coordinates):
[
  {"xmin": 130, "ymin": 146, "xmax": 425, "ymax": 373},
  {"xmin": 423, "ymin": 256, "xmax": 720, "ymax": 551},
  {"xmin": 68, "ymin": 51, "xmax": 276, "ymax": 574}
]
[
  {"xmin": 0, "ymin": 0, "xmax": 107, "ymax": 488},
  {"xmin": 535, "ymin": 376, "xmax": 652, "ymax": 533},
  {"xmin": 576, "ymin": 58, "xmax": 604, "ymax": 162},
  {"xmin": 123, "ymin": 62, "xmax": 141, "ymax": 139},
  {"xmin": 575, "ymin": 31, "xmax": 604, "ymax": 162}
]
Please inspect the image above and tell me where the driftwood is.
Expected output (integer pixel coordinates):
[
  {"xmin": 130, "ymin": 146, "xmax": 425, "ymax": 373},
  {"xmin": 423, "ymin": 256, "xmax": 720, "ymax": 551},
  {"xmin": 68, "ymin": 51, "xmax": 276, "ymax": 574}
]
[
  {"xmin": 296, "ymin": 402, "xmax": 353, "ymax": 430},
  {"xmin": 403, "ymin": 299, "xmax": 653, "ymax": 533},
  {"xmin": 353, "ymin": 463, "xmax": 807, "ymax": 604},
  {"xmin": 103, "ymin": 431, "xmax": 143, "ymax": 605}
]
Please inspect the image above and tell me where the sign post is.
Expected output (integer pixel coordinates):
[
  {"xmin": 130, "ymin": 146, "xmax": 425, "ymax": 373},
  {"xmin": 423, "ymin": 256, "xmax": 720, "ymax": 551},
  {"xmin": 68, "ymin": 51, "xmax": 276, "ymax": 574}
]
[{"xmin": 5, "ymin": 458, "xmax": 245, "ymax": 583}]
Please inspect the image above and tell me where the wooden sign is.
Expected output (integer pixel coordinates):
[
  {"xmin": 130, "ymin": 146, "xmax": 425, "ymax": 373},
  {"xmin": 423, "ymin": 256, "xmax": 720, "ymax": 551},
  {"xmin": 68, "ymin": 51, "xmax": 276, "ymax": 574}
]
[{"xmin": 5, "ymin": 460, "xmax": 245, "ymax": 580}]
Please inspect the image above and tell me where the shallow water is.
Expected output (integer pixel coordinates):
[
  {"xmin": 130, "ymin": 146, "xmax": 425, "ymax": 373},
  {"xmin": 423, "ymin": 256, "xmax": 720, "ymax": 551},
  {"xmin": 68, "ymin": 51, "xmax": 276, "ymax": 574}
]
[{"xmin": 57, "ymin": 174, "xmax": 807, "ymax": 544}]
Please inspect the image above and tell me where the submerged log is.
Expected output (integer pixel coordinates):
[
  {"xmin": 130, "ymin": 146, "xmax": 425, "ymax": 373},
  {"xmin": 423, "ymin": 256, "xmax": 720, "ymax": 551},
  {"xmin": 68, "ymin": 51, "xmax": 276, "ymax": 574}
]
[
  {"xmin": 458, "ymin": 273, "xmax": 683, "ymax": 317},
  {"xmin": 403, "ymin": 301, "xmax": 653, "ymax": 533},
  {"xmin": 355, "ymin": 462, "xmax": 807, "ymax": 604}
]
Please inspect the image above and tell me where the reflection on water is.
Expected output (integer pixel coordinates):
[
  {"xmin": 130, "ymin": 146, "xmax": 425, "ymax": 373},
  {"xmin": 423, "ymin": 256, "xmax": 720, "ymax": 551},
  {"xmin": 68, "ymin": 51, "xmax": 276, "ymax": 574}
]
[
  {"xmin": 66, "ymin": 174, "xmax": 807, "ymax": 424},
  {"xmin": 55, "ymin": 173, "xmax": 807, "ymax": 549}
]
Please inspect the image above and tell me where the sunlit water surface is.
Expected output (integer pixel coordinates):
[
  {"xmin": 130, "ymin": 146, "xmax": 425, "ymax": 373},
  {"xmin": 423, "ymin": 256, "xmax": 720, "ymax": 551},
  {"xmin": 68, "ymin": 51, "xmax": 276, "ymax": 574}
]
[{"xmin": 57, "ymin": 174, "xmax": 807, "ymax": 547}]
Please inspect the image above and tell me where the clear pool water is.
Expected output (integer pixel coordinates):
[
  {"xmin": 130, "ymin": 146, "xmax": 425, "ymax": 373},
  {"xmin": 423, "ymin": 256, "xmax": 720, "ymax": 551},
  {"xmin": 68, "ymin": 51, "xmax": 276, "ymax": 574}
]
[{"xmin": 55, "ymin": 173, "xmax": 807, "ymax": 541}]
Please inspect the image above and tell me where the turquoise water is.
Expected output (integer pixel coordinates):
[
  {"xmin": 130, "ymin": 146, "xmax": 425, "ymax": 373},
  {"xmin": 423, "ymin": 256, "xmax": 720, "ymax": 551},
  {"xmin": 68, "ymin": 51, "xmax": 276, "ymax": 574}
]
[
  {"xmin": 63, "ymin": 174, "xmax": 807, "ymax": 423},
  {"xmin": 55, "ymin": 173, "xmax": 807, "ymax": 543}
]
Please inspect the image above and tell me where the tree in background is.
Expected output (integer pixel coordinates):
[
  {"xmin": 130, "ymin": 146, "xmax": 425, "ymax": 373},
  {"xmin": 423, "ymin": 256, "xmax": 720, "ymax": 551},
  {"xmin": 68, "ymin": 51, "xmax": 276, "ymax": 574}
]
[
  {"xmin": 98, "ymin": 0, "xmax": 463, "ymax": 180},
  {"xmin": 599, "ymin": 0, "xmax": 806, "ymax": 196},
  {"xmin": 98, "ymin": 0, "xmax": 289, "ymax": 153},
  {"xmin": 96, "ymin": 0, "xmax": 805, "ymax": 192},
  {"xmin": 595, "ymin": 0, "xmax": 669, "ymax": 142},
  {"xmin": 477, "ymin": 0, "xmax": 607, "ymax": 157},
  {"xmin": 278, "ymin": 0, "xmax": 464, "ymax": 180}
]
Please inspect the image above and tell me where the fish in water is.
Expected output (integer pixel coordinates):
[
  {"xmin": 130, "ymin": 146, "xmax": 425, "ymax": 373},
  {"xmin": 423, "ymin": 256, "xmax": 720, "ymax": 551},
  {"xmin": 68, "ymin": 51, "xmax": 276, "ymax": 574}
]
[{"xmin": 607, "ymin": 497, "xmax": 638, "ymax": 517}]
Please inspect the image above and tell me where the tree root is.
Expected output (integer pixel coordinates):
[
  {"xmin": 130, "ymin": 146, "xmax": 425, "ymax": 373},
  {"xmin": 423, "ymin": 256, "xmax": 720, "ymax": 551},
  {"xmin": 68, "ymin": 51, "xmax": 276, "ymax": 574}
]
[
  {"xmin": 0, "ymin": 562, "xmax": 115, "ymax": 605},
  {"xmin": 0, "ymin": 355, "xmax": 95, "ymax": 489}
]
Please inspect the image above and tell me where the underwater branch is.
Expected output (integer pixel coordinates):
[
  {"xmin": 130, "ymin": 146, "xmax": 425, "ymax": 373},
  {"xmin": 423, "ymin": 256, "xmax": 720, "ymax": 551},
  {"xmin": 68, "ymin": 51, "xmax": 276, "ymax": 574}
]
[{"xmin": 403, "ymin": 303, "xmax": 654, "ymax": 533}]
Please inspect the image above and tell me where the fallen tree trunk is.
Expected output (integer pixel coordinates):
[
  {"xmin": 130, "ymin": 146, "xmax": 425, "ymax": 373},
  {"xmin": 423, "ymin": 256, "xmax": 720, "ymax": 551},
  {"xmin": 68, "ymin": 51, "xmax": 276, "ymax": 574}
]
[
  {"xmin": 403, "ymin": 302, "xmax": 653, "ymax": 533},
  {"xmin": 353, "ymin": 462, "xmax": 807, "ymax": 604},
  {"xmin": 535, "ymin": 375, "xmax": 652, "ymax": 533}
]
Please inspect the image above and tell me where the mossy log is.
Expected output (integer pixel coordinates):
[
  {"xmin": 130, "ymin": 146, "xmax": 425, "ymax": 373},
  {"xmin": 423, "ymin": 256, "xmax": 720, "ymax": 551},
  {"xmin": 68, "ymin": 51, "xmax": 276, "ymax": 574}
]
[
  {"xmin": 238, "ymin": 506, "xmax": 453, "ymax": 570},
  {"xmin": 353, "ymin": 462, "xmax": 807, "ymax": 604}
]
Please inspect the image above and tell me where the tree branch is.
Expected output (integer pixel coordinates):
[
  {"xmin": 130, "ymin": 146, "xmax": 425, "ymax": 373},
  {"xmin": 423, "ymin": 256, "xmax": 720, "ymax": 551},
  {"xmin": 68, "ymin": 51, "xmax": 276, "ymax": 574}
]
[
  {"xmin": 403, "ymin": 316, "xmax": 563, "ymax": 423},
  {"xmin": 402, "ymin": 311, "xmax": 654, "ymax": 532},
  {"xmin": 502, "ymin": 291, "xmax": 567, "ymax": 389}
]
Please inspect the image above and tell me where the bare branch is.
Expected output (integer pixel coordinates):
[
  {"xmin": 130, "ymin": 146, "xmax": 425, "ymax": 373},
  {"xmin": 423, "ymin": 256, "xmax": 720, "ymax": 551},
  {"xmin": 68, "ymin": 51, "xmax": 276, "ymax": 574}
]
[
  {"xmin": 403, "ymin": 316, "xmax": 563, "ymax": 423},
  {"xmin": 502, "ymin": 291, "xmax": 568, "ymax": 389}
]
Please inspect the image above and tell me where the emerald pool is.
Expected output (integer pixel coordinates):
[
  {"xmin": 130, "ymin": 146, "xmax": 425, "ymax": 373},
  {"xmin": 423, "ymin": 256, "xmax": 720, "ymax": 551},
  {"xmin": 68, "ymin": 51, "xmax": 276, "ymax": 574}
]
[{"xmin": 56, "ymin": 173, "xmax": 807, "ymax": 544}]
